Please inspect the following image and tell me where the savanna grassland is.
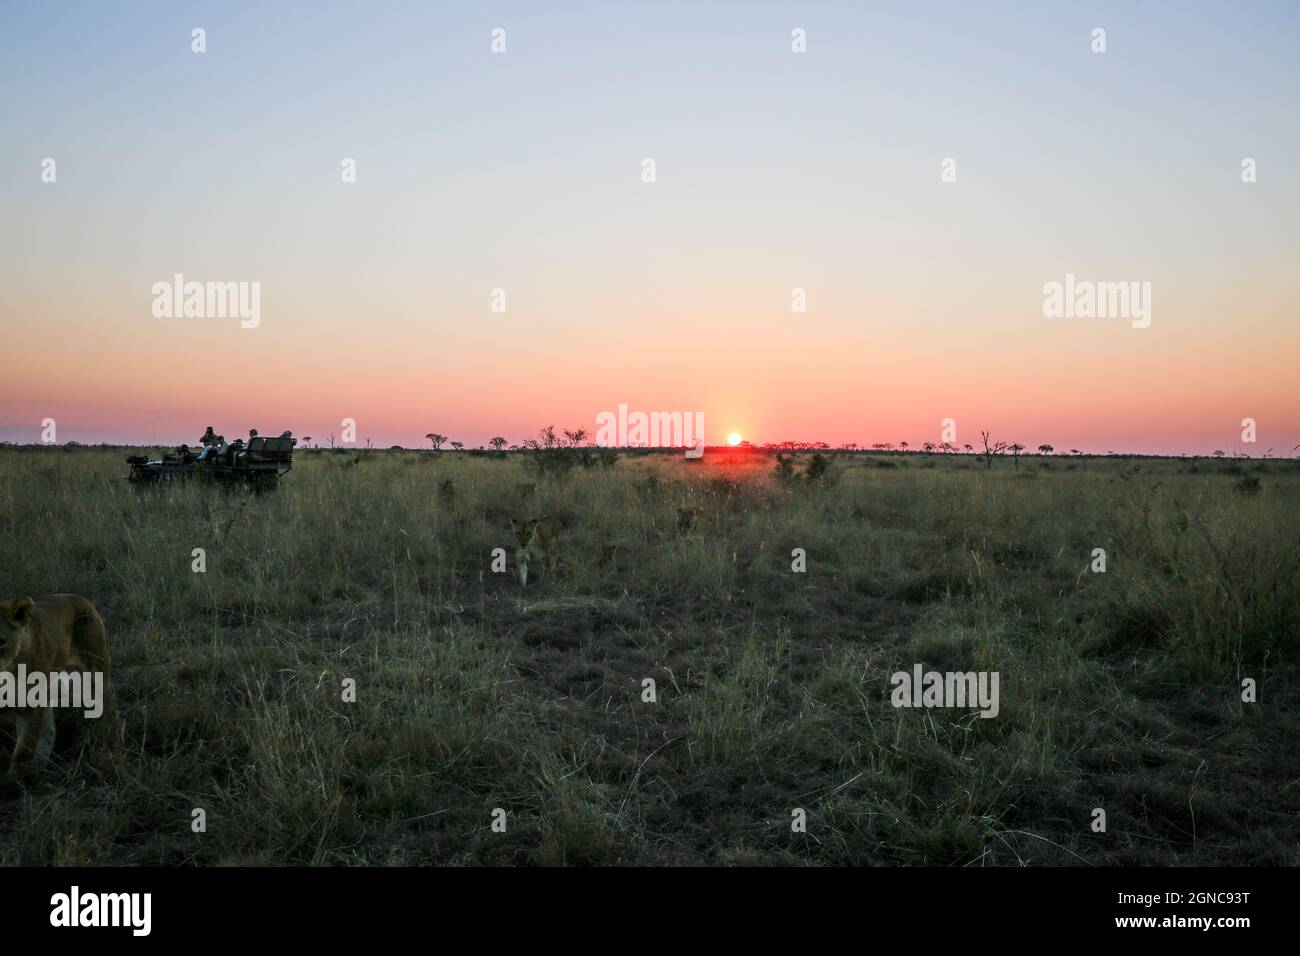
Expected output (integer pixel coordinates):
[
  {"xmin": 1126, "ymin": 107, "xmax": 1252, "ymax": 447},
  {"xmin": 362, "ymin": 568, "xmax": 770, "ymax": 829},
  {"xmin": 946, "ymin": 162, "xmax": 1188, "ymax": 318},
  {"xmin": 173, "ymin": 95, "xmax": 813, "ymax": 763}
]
[{"xmin": 0, "ymin": 444, "xmax": 1296, "ymax": 866}]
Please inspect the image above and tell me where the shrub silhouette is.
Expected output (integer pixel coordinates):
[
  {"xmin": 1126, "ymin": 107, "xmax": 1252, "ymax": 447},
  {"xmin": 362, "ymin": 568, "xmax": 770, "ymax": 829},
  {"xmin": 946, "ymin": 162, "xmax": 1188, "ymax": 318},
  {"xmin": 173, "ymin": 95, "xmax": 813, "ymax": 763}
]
[
  {"xmin": 1234, "ymin": 473, "xmax": 1262, "ymax": 496},
  {"xmin": 805, "ymin": 453, "xmax": 835, "ymax": 485},
  {"xmin": 772, "ymin": 453, "xmax": 799, "ymax": 484}
]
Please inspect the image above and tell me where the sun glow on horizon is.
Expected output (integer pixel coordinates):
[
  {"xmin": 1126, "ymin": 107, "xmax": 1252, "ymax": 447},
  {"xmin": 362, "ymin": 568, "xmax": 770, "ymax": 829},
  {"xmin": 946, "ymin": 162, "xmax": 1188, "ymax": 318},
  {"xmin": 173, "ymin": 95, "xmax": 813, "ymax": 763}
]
[{"xmin": 727, "ymin": 432, "xmax": 742, "ymax": 446}]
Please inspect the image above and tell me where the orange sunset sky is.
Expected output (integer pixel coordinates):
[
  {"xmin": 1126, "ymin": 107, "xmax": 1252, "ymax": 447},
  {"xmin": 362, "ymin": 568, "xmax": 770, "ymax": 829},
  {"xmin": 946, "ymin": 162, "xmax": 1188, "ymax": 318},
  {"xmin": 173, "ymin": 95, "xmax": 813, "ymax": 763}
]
[{"xmin": 2, "ymin": 2, "xmax": 1297, "ymax": 455}]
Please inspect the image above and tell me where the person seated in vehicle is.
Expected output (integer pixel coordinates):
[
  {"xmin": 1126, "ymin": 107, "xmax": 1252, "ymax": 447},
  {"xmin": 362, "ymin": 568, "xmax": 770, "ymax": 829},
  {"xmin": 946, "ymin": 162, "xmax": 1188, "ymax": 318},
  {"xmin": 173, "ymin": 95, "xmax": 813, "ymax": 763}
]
[
  {"xmin": 226, "ymin": 438, "xmax": 245, "ymax": 465},
  {"xmin": 200, "ymin": 426, "xmax": 218, "ymax": 447},
  {"xmin": 198, "ymin": 436, "xmax": 227, "ymax": 462}
]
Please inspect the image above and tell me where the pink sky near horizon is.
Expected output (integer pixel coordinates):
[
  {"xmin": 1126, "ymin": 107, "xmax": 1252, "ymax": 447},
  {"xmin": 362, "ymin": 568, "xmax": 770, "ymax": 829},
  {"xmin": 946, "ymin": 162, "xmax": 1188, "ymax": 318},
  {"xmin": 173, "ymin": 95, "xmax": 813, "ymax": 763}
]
[
  {"xmin": 3, "ymin": 302, "xmax": 1295, "ymax": 455},
  {"xmin": 3, "ymin": 223, "xmax": 1296, "ymax": 455}
]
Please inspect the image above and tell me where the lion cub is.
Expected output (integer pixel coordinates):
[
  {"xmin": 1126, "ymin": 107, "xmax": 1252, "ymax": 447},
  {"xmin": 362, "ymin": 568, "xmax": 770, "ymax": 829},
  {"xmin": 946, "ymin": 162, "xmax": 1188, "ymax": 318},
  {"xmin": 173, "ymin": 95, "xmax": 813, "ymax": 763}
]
[
  {"xmin": 0, "ymin": 594, "xmax": 115, "ymax": 778},
  {"xmin": 510, "ymin": 516, "xmax": 561, "ymax": 586}
]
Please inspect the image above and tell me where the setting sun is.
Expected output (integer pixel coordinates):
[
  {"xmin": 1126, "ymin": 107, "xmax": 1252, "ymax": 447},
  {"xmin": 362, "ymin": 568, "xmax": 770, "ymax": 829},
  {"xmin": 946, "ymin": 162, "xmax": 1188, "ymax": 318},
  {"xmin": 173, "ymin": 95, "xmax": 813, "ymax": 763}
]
[{"xmin": 727, "ymin": 432, "xmax": 742, "ymax": 446}]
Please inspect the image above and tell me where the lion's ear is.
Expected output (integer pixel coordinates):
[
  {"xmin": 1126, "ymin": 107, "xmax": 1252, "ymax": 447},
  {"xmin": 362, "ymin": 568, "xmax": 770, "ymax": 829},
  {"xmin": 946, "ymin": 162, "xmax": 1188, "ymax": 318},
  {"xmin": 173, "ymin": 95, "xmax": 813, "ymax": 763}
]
[{"xmin": 4, "ymin": 597, "xmax": 34, "ymax": 625}]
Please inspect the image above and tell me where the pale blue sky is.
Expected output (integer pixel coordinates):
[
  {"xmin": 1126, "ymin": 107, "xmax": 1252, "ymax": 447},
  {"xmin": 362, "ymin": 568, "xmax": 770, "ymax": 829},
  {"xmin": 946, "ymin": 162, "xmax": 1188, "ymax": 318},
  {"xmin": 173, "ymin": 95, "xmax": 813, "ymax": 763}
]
[{"xmin": 2, "ymin": 1, "xmax": 1297, "ymax": 452}]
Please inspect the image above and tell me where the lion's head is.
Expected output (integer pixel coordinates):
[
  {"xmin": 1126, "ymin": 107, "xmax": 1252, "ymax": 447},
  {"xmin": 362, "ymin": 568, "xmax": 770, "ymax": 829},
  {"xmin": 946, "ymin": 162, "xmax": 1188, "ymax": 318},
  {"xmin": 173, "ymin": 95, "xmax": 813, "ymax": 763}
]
[{"xmin": 0, "ymin": 597, "xmax": 35, "ymax": 670}]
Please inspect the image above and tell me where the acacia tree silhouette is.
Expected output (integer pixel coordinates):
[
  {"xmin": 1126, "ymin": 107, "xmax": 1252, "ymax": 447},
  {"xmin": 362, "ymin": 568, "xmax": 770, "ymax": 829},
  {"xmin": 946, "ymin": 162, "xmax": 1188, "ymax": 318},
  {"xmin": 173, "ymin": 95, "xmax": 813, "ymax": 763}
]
[{"xmin": 980, "ymin": 431, "xmax": 1008, "ymax": 470}]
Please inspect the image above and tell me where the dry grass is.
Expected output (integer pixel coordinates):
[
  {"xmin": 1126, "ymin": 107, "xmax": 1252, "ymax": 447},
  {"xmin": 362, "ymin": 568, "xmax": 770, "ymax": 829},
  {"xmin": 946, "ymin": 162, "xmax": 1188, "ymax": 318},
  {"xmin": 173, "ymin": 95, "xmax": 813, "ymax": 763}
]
[{"xmin": 0, "ymin": 445, "xmax": 1296, "ymax": 865}]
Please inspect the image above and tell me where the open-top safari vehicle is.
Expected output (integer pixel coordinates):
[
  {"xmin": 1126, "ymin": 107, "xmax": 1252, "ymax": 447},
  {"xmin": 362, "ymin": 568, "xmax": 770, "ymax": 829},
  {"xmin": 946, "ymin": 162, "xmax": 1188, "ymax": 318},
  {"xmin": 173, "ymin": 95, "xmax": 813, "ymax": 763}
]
[{"xmin": 126, "ymin": 436, "xmax": 295, "ymax": 491}]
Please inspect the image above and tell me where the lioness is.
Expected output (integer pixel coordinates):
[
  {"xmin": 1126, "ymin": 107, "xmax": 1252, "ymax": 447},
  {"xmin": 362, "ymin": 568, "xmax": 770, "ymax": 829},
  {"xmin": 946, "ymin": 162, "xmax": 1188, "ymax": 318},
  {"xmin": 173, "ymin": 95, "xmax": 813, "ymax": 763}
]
[
  {"xmin": 510, "ymin": 516, "xmax": 561, "ymax": 586},
  {"xmin": 0, "ymin": 594, "xmax": 115, "ymax": 778}
]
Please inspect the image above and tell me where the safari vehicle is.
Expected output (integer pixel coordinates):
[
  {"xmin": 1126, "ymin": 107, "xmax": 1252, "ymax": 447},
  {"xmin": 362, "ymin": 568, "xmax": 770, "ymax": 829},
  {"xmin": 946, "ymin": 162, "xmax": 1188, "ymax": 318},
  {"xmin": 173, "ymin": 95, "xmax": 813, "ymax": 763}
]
[{"xmin": 126, "ymin": 436, "xmax": 295, "ymax": 491}]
